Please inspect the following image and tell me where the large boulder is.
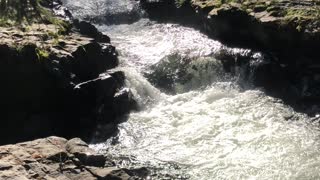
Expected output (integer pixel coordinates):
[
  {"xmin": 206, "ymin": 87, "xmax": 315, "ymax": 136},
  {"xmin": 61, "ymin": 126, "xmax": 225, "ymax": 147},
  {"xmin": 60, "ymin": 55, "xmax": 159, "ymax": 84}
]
[
  {"xmin": 0, "ymin": 21, "xmax": 135, "ymax": 145},
  {"xmin": 70, "ymin": 42, "xmax": 118, "ymax": 81},
  {"xmin": 73, "ymin": 20, "xmax": 111, "ymax": 43}
]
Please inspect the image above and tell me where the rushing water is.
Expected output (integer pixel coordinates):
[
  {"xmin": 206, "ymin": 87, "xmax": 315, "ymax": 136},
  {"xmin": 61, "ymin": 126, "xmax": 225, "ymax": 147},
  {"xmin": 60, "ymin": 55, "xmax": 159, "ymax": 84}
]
[{"xmin": 65, "ymin": 0, "xmax": 320, "ymax": 179}]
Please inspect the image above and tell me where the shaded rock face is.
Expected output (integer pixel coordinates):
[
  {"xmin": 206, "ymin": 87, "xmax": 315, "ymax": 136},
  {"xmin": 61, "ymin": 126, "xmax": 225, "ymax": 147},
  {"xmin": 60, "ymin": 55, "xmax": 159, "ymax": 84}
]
[
  {"xmin": 193, "ymin": 2, "xmax": 320, "ymax": 59},
  {"xmin": 0, "ymin": 26, "xmax": 135, "ymax": 145},
  {"xmin": 140, "ymin": 0, "xmax": 320, "ymax": 115},
  {"xmin": 70, "ymin": 42, "xmax": 117, "ymax": 80},
  {"xmin": 140, "ymin": 0, "xmax": 201, "ymax": 25},
  {"xmin": 0, "ymin": 136, "xmax": 149, "ymax": 179},
  {"xmin": 73, "ymin": 20, "xmax": 111, "ymax": 43}
]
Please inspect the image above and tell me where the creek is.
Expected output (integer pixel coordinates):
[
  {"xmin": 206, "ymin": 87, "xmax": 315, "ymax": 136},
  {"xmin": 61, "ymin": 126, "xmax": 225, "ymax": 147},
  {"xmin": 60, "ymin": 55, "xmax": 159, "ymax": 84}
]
[{"xmin": 64, "ymin": 0, "xmax": 320, "ymax": 179}]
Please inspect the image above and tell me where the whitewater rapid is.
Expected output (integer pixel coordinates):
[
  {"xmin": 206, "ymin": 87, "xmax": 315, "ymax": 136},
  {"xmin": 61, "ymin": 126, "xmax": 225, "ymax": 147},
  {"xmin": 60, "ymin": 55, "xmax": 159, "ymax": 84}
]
[
  {"xmin": 96, "ymin": 19, "xmax": 320, "ymax": 179},
  {"xmin": 64, "ymin": 1, "xmax": 320, "ymax": 179}
]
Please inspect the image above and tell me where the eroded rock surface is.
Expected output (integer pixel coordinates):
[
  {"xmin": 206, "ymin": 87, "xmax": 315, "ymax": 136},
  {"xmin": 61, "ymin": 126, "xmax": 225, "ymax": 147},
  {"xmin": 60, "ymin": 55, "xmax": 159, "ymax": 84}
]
[
  {"xmin": 0, "ymin": 137, "xmax": 148, "ymax": 180},
  {"xmin": 0, "ymin": 2, "xmax": 136, "ymax": 145},
  {"xmin": 191, "ymin": 0, "xmax": 320, "ymax": 56}
]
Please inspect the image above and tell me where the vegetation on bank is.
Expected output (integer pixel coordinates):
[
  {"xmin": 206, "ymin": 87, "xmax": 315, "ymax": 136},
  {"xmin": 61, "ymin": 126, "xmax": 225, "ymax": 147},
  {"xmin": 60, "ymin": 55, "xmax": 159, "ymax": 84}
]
[
  {"xmin": 0, "ymin": 0, "xmax": 73, "ymax": 61},
  {"xmin": 0, "ymin": 0, "xmax": 70, "ymax": 33}
]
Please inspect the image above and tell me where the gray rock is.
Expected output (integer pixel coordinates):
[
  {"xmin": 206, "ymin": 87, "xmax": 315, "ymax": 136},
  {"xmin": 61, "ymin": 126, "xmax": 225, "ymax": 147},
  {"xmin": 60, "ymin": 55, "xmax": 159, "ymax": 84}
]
[
  {"xmin": 66, "ymin": 138, "xmax": 106, "ymax": 167},
  {"xmin": 0, "ymin": 136, "xmax": 144, "ymax": 180},
  {"xmin": 86, "ymin": 166, "xmax": 131, "ymax": 180},
  {"xmin": 0, "ymin": 163, "xmax": 12, "ymax": 171}
]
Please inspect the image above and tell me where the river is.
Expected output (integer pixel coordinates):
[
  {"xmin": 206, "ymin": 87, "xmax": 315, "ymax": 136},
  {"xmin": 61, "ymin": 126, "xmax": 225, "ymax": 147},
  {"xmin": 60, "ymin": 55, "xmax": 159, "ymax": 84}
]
[{"xmin": 64, "ymin": 0, "xmax": 320, "ymax": 179}]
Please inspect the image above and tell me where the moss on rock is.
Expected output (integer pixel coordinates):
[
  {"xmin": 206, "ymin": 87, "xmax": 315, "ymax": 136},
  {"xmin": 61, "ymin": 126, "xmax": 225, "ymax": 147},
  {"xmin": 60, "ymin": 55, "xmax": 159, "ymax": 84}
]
[
  {"xmin": 191, "ymin": 0, "xmax": 320, "ymax": 33},
  {"xmin": 0, "ymin": 0, "xmax": 71, "ymax": 34}
]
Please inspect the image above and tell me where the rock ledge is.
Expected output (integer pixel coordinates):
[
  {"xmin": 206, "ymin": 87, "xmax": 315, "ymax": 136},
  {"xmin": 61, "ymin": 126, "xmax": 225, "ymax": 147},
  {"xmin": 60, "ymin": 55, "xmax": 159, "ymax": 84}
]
[{"xmin": 0, "ymin": 137, "xmax": 147, "ymax": 180}]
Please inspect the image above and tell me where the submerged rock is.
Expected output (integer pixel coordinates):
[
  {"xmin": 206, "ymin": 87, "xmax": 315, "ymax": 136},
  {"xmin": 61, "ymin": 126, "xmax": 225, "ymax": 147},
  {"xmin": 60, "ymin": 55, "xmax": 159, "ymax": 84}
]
[{"xmin": 146, "ymin": 53, "xmax": 230, "ymax": 94}]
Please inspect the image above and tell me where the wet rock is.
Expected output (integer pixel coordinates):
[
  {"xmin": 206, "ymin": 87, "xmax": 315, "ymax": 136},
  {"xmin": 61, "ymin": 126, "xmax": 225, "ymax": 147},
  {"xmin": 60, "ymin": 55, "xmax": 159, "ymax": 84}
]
[
  {"xmin": 251, "ymin": 62, "xmax": 288, "ymax": 95},
  {"xmin": 71, "ymin": 42, "xmax": 118, "ymax": 81},
  {"xmin": 74, "ymin": 73, "xmax": 118, "ymax": 100},
  {"xmin": 87, "ymin": 167, "xmax": 131, "ymax": 180},
  {"xmin": 113, "ymin": 88, "xmax": 138, "ymax": 116},
  {"xmin": 192, "ymin": 0, "xmax": 320, "ymax": 57},
  {"xmin": 0, "ymin": 137, "xmax": 145, "ymax": 180},
  {"xmin": 74, "ymin": 20, "xmax": 111, "ymax": 43},
  {"xmin": 147, "ymin": 54, "xmax": 226, "ymax": 94},
  {"xmin": 66, "ymin": 138, "xmax": 105, "ymax": 167},
  {"xmin": 110, "ymin": 71, "xmax": 126, "ymax": 89}
]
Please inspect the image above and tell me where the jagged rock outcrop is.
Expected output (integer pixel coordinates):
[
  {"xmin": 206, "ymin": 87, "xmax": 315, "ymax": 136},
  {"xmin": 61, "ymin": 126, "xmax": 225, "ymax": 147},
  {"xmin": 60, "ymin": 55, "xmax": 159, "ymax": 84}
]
[
  {"xmin": 191, "ymin": 0, "xmax": 320, "ymax": 58},
  {"xmin": 0, "ymin": 136, "xmax": 149, "ymax": 179},
  {"xmin": 0, "ymin": 3, "xmax": 136, "ymax": 145}
]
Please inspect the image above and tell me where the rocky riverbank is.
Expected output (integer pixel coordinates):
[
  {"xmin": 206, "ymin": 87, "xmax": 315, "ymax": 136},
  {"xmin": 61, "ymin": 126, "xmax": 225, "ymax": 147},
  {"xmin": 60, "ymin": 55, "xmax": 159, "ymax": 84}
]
[
  {"xmin": 140, "ymin": 0, "xmax": 320, "ymax": 115},
  {"xmin": 0, "ymin": 136, "xmax": 149, "ymax": 179},
  {"xmin": 191, "ymin": 0, "xmax": 320, "ymax": 57},
  {"xmin": 141, "ymin": 0, "xmax": 320, "ymax": 56},
  {"xmin": 0, "ymin": 0, "xmax": 136, "ymax": 145}
]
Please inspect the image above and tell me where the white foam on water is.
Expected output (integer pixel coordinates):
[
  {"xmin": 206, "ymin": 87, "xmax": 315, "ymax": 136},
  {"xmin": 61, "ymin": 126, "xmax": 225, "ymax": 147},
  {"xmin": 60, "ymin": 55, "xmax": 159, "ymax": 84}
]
[{"xmin": 96, "ymin": 84, "xmax": 320, "ymax": 179}]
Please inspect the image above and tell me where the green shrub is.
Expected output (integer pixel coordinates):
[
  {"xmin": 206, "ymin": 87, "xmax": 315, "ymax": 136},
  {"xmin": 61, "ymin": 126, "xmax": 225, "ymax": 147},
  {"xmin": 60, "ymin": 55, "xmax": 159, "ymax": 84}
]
[{"xmin": 36, "ymin": 48, "xmax": 49, "ymax": 61}]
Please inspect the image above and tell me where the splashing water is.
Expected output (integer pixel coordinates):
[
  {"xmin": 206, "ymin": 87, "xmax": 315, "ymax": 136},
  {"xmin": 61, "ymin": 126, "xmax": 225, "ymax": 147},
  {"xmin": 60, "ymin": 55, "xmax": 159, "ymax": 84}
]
[
  {"xmin": 65, "ymin": 1, "xmax": 320, "ymax": 179},
  {"xmin": 63, "ymin": 0, "xmax": 142, "ymax": 24}
]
